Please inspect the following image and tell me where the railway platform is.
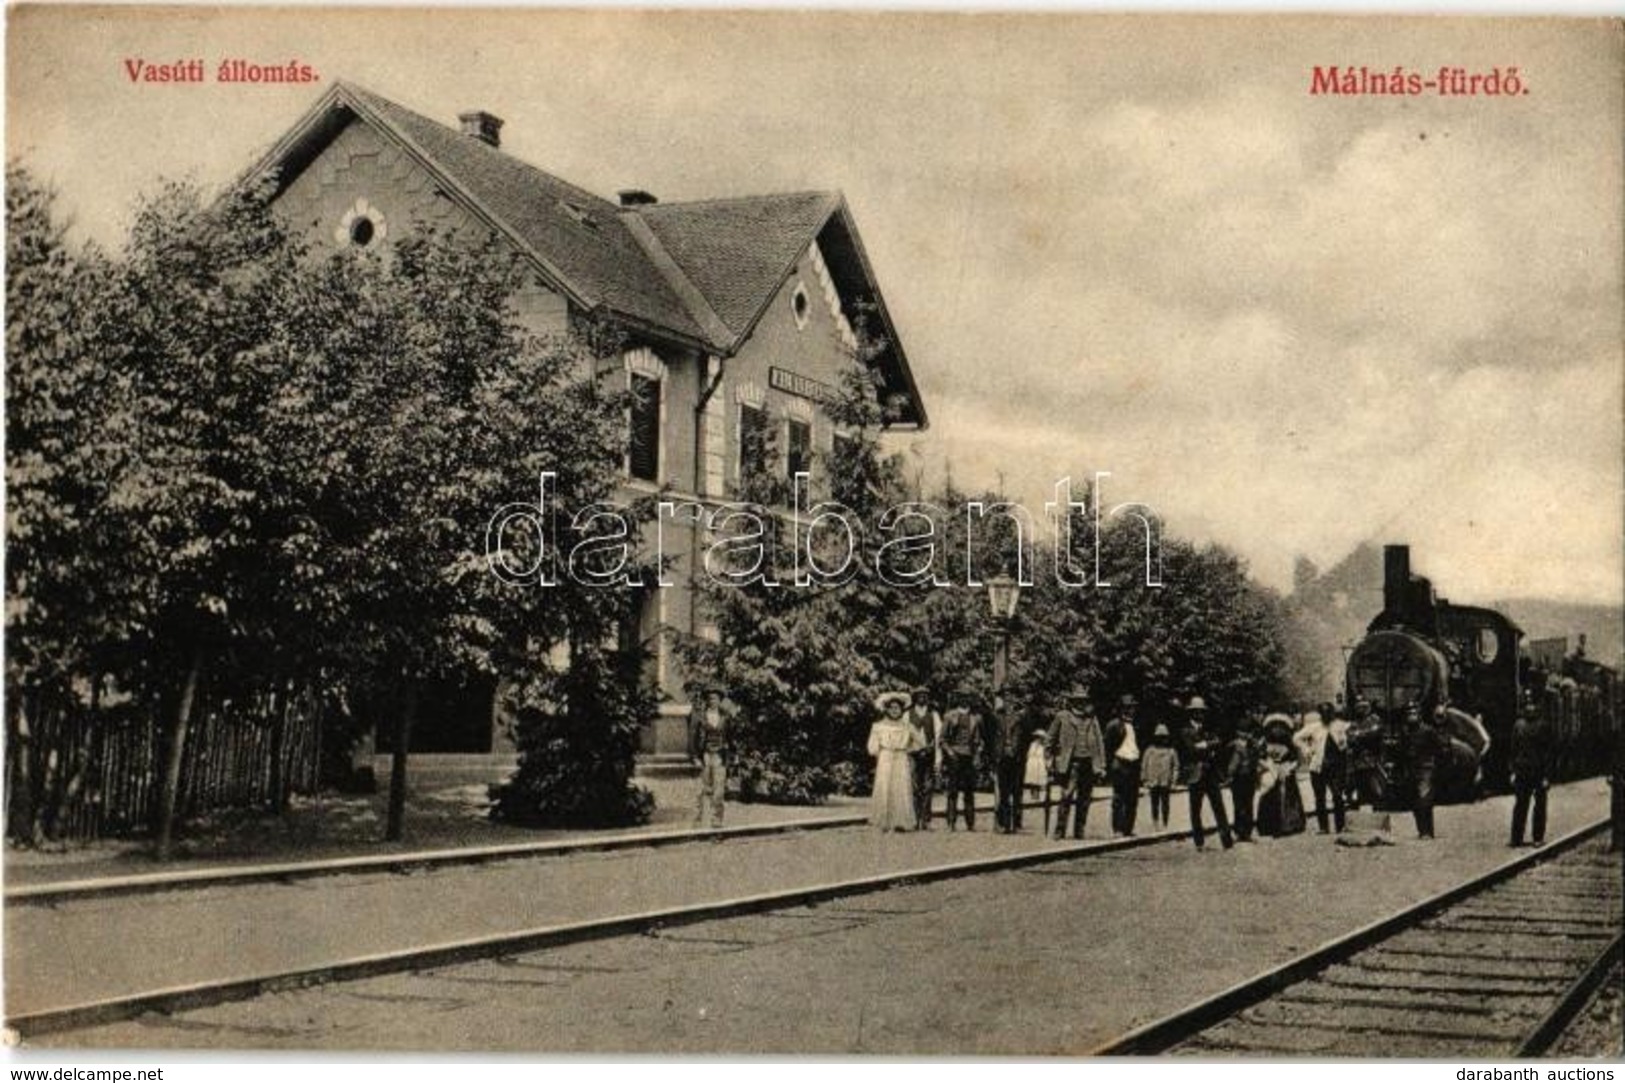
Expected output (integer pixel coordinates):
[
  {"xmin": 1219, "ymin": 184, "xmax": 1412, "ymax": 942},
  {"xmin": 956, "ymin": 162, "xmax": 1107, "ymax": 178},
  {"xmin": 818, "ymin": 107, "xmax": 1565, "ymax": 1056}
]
[
  {"xmin": 6, "ymin": 783, "xmax": 1176, "ymax": 1023},
  {"xmin": 9, "ymin": 778, "xmax": 1618, "ymax": 1052}
]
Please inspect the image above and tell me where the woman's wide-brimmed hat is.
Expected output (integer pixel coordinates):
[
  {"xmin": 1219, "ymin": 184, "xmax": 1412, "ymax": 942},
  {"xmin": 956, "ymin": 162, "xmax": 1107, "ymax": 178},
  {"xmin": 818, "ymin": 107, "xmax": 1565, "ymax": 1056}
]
[{"xmin": 874, "ymin": 691, "xmax": 912, "ymax": 712}]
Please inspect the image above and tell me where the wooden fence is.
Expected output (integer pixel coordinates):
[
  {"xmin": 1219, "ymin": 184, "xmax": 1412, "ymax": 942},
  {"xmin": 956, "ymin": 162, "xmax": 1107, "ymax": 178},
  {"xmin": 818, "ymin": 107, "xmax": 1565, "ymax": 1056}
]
[{"xmin": 6, "ymin": 680, "xmax": 322, "ymax": 842}]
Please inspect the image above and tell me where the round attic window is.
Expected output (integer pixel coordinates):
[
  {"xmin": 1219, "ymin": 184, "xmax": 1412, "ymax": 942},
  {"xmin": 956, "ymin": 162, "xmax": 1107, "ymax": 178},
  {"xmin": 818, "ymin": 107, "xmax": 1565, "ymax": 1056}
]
[
  {"xmin": 791, "ymin": 282, "xmax": 811, "ymax": 329},
  {"xmin": 334, "ymin": 198, "xmax": 388, "ymax": 249}
]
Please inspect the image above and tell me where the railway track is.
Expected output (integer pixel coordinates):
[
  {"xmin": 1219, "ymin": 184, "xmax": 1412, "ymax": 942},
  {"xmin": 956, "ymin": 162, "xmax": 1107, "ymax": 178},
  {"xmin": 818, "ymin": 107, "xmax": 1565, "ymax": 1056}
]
[
  {"xmin": 1097, "ymin": 820, "xmax": 1622, "ymax": 1058},
  {"xmin": 6, "ymin": 824, "xmax": 1182, "ymax": 1040}
]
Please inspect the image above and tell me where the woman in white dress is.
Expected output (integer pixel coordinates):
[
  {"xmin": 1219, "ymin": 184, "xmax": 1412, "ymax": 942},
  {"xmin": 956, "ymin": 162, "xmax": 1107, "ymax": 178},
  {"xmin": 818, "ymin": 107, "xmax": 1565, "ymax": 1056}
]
[
  {"xmin": 868, "ymin": 691, "xmax": 923, "ymax": 831},
  {"xmin": 1024, "ymin": 729, "xmax": 1050, "ymax": 803}
]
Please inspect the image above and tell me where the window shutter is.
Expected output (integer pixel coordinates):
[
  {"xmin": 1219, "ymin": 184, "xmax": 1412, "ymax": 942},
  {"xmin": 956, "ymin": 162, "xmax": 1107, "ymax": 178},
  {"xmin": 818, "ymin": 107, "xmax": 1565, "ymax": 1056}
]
[
  {"xmin": 739, "ymin": 404, "xmax": 769, "ymax": 482},
  {"xmin": 629, "ymin": 374, "xmax": 661, "ymax": 482}
]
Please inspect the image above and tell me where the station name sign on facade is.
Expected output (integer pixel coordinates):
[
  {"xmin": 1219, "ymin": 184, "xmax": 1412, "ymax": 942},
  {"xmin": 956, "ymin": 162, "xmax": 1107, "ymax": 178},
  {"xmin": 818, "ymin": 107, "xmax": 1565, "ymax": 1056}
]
[{"xmin": 769, "ymin": 366, "xmax": 838, "ymax": 406}]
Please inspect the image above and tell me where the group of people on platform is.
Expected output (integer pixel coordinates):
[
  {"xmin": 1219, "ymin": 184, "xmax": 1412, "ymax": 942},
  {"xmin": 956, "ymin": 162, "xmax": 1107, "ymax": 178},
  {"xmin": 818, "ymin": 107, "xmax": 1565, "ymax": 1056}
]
[
  {"xmin": 697, "ymin": 679, "xmax": 1569, "ymax": 850},
  {"xmin": 863, "ymin": 687, "xmax": 1562, "ymax": 848},
  {"xmin": 864, "ymin": 687, "xmax": 1379, "ymax": 847}
]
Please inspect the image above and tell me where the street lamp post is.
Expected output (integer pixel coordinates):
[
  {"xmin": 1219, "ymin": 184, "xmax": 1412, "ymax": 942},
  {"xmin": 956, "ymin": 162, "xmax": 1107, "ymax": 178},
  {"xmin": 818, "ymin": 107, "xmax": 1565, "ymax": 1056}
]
[
  {"xmin": 986, "ymin": 574, "xmax": 1021, "ymax": 697},
  {"xmin": 986, "ymin": 573, "xmax": 1023, "ymax": 831}
]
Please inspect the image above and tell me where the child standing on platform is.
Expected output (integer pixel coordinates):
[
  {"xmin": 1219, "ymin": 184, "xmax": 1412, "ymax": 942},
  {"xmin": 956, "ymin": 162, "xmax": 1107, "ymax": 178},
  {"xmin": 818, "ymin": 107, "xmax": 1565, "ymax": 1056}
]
[
  {"xmin": 1141, "ymin": 723, "xmax": 1180, "ymax": 829},
  {"xmin": 1024, "ymin": 729, "xmax": 1050, "ymax": 808}
]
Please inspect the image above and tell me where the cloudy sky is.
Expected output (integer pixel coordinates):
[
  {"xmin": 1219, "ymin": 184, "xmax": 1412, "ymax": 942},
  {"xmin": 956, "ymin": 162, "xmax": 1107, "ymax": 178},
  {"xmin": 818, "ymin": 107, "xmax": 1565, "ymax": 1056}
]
[{"xmin": 9, "ymin": 9, "xmax": 1621, "ymax": 604}]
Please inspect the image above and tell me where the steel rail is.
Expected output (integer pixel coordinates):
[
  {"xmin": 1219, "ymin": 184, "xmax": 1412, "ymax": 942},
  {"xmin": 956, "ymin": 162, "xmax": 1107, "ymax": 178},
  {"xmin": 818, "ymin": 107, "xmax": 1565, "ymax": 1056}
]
[
  {"xmin": 1515, "ymin": 930, "xmax": 1624, "ymax": 1056},
  {"xmin": 1091, "ymin": 817, "xmax": 1614, "ymax": 1056}
]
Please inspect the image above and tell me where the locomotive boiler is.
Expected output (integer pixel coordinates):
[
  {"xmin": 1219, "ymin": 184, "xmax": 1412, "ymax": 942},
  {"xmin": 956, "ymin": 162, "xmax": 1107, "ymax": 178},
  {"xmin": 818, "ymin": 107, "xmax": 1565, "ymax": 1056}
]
[{"xmin": 1343, "ymin": 545, "xmax": 1521, "ymax": 807}]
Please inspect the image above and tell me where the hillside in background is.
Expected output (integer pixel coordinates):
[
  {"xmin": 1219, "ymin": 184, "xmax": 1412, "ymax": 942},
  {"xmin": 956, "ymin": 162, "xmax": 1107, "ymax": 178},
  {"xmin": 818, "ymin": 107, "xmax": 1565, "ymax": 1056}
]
[
  {"xmin": 1489, "ymin": 598, "xmax": 1624, "ymax": 670},
  {"xmin": 1282, "ymin": 543, "xmax": 1385, "ymax": 703},
  {"xmin": 1283, "ymin": 543, "xmax": 1623, "ymax": 701}
]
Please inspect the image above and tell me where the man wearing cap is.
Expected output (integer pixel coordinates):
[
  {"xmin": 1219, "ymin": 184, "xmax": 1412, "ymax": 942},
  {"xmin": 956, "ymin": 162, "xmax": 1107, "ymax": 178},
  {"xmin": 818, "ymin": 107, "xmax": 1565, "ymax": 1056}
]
[
  {"xmin": 1408, "ymin": 703, "xmax": 1445, "ymax": 840},
  {"xmin": 1508, "ymin": 696, "xmax": 1552, "ymax": 847},
  {"xmin": 1047, "ymin": 691, "xmax": 1106, "ymax": 840},
  {"xmin": 1103, "ymin": 693, "xmax": 1143, "ymax": 836},
  {"xmin": 907, "ymin": 686, "xmax": 941, "ymax": 831},
  {"xmin": 1183, "ymin": 697, "xmax": 1234, "ymax": 850}
]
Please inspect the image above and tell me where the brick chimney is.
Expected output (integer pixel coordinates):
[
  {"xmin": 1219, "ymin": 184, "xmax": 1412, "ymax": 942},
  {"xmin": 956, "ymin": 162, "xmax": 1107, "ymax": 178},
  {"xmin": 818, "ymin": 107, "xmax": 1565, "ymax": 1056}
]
[
  {"xmin": 618, "ymin": 189, "xmax": 659, "ymax": 207},
  {"xmin": 458, "ymin": 110, "xmax": 504, "ymax": 148}
]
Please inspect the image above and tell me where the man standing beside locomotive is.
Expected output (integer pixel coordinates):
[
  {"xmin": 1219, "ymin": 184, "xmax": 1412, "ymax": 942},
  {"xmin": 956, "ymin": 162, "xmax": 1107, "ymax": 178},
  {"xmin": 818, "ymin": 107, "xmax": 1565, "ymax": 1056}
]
[
  {"xmin": 1409, "ymin": 703, "xmax": 1448, "ymax": 840},
  {"xmin": 1182, "ymin": 697, "xmax": 1234, "ymax": 850},
  {"xmin": 1104, "ymin": 693, "xmax": 1143, "ymax": 836},
  {"xmin": 1047, "ymin": 690, "xmax": 1105, "ymax": 840},
  {"xmin": 1508, "ymin": 696, "xmax": 1552, "ymax": 847}
]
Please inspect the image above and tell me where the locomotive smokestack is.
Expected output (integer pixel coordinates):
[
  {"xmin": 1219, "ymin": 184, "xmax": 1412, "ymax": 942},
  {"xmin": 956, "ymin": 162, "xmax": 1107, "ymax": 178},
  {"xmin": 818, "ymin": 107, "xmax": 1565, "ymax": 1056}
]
[{"xmin": 1384, "ymin": 545, "xmax": 1411, "ymax": 617}]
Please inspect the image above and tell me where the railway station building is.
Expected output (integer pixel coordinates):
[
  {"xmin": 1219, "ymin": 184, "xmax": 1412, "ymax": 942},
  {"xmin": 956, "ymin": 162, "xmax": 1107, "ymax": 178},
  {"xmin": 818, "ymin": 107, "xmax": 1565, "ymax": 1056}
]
[{"xmin": 246, "ymin": 82, "xmax": 929, "ymax": 772}]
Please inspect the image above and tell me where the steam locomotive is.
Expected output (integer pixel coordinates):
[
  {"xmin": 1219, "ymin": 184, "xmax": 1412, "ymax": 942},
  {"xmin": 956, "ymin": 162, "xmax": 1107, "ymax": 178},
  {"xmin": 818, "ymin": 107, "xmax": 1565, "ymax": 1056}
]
[{"xmin": 1342, "ymin": 544, "xmax": 1618, "ymax": 810}]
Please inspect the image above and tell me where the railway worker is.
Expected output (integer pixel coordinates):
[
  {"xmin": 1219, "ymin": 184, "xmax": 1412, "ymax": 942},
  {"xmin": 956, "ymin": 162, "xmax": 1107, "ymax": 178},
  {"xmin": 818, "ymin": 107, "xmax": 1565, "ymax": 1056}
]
[
  {"xmin": 906, "ymin": 686, "xmax": 941, "ymax": 830},
  {"xmin": 1409, "ymin": 704, "xmax": 1448, "ymax": 840},
  {"xmin": 690, "ymin": 689, "xmax": 732, "ymax": 829},
  {"xmin": 991, "ymin": 695, "xmax": 1027, "ymax": 833},
  {"xmin": 938, "ymin": 702, "xmax": 984, "ymax": 831},
  {"xmin": 1182, "ymin": 697, "xmax": 1234, "ymax": 850},
  {"xmin": 1508, "ymin": 697, "xmax": 1552, "ymax": 847},
  {"xmin": 1345, "ymin": 699, "xmax": 1388, "ymax": 807},
  {"xmin": 1295, "ymin": 704, "xmax": 1348, "ymax": 834},
  {"xmin": 1047, "ymin": 690, "xmax": 1106, "ymax": 840},
  {"xmin": 867, "ymin": 691, "xmax": 923, "ymax": 832},
  {"xmin": 1226, "ymin": 715, "xmax": 1263, "ymax": 842},
  {"xmin": 1104, "ymin": 693, "xmax": 1143, "ymax": 837}
]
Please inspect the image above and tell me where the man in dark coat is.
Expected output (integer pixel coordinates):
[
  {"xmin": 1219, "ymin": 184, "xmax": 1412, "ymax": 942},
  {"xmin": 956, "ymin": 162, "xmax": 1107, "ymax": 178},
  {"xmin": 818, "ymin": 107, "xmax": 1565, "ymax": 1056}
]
[
  {"xmin": 990, "ymin": 695, "xmax": 1026, "ymax": 833},
  {"xmin": 1182, "ymin": 697, "xmax": 1234, "ymax": 850},
  {"xmin": 1508, "ymin": 697, "xmax": 1552, "ymax": 847},
  {"xmin": 1047, "ymin": 691, "xmax": 1106, "ymax": 840},
  {"xmin": 1226, "ymin": 715, "xmax": 1262, "ymax": 842},
  {"xmin": 1103, "ymin": 693, "xmax": 1143, "ymax": 837},
  {"xmin": 1409, "ymin": 704, "xmax": 1446, "ymax": 840},
  {"xmin": 939, "ymin": 704, "xmax": 984, "ymax": 831},
  {"xmin": 907, "ymin": 687, "xmax": 941, "ymax": 831}
]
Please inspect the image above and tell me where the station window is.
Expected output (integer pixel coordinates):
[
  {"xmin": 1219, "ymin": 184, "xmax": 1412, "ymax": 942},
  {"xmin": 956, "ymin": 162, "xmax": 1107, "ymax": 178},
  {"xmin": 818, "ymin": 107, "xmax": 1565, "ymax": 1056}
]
[
  {"xmin": 786, "ymin": 419, "xmax": 812, "ymax": 485},
  {"xmin": 629, "ymin": 374, "xmax": 661, "ymax": 482},
  {"xmin": 738, "ymin": 404, "xmax": 770, "ymax": 485}
]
